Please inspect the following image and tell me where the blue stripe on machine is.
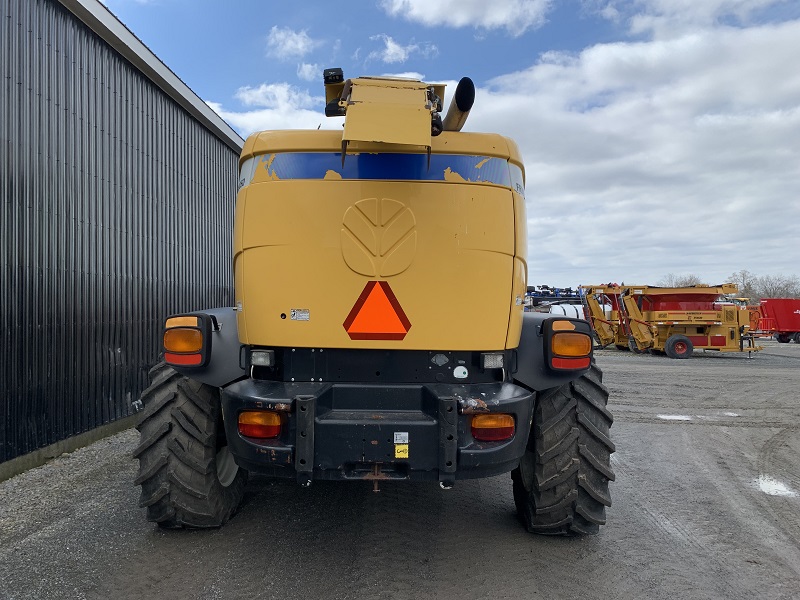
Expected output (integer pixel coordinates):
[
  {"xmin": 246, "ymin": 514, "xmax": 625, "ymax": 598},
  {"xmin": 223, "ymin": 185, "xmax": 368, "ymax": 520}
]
[{"xmin": 259, "ymin": 153, "xmax": 520, "ymax": 189}]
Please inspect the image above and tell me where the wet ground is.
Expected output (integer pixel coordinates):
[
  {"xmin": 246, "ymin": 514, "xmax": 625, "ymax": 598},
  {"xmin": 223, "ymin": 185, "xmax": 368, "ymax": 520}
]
[{"xmin": 1, "ymin": 339, "xmax": 799, "ymax": 599}]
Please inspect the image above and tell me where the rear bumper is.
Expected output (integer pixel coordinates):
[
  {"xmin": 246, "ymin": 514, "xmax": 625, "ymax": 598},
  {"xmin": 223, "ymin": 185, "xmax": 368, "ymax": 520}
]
[{"xmin": 220, "ymin": 379, "xmax": 534, "ymax": 485}]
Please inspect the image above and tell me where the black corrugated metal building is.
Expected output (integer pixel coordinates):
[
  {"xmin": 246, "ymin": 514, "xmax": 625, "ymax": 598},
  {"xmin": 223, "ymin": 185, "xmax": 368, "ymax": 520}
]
[{"xmin": 1, "ymin": 0, "xmax": 244, "ymax": 465}]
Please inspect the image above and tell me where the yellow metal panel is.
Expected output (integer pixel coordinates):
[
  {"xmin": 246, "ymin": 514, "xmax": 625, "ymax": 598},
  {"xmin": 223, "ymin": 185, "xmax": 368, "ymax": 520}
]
[
  {"xmin": 344, "ymin": 102, "xmax": 431, "ymax": 147},
  {"xmin": 513, "ymin": 191, "xmax": 527, "ymax": 266},
  {"xmin": 348, "ymin": 77, "xmax": 428, "ymax": 101},
  {"xmin": 234, "ymin": 180, "xmax": 515, "ymax": 350},
  {"xmin": 506, "ymin": 256, "xmax": 527, "ymax": 348},
  {"xmin": 343, "ymin": 78, "xmax": 432, "ymax": 147},
  {"xmin": 234, "ymin": 250, "xmax": 247, "ymax": 341},
  {"xmin": 239, "ymin": 130, "xmax": 523, "ymax": 164},
  {"xmin": 233, "ymin": 187, "xmax": 246, "ymax": 266}
]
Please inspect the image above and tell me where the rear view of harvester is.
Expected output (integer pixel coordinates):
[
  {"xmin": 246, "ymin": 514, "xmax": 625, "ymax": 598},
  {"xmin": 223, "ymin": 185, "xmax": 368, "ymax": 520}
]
[{"xmin": 133, "ymin": 69, "xmax": 615, "ymax": 535}]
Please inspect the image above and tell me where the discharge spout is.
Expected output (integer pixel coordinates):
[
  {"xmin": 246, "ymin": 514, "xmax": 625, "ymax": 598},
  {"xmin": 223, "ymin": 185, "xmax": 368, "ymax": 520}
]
[{"xmin": 442, "ymin": 77, "xmax": 475, "ymax": 132}]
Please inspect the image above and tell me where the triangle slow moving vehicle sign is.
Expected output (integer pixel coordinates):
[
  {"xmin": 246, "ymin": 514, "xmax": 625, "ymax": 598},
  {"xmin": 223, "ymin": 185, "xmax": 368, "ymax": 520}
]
[{"xmin": 343, "ymin": 281, "xmax": 411, "ymax": 340}]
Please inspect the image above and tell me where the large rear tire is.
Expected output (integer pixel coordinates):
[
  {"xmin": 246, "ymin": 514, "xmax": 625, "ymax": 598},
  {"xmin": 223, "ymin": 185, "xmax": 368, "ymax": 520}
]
[
  {"xmin": 133, "ymin": 363, "xmax": 247, "ymax": 528},
  {"xmin": 512, "ymin": 363, "xmax": 615, "ymax": 535},
  {"xmin": 776, "ymin": 333, "xmax": 791, "ymax": 343}
]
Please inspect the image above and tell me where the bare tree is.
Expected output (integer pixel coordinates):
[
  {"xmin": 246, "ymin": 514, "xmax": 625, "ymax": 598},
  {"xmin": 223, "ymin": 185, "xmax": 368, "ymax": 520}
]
[
  {"xmin": 727, "ymin": 269, "xmax": 757, "ymax": 298},
  {"xmin": 757, "ymin": 274, "xmax": 800, "ymax": 299},
  {"xmin": 656, "ymin": 273, "xmax": 705, "ymax": 287}
]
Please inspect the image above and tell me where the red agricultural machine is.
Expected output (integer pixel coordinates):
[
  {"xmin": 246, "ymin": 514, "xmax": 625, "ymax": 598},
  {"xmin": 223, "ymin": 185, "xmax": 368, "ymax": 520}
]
[{"xmin": 759, "ymin": 298, "xmax": 800, "ymax": 343}]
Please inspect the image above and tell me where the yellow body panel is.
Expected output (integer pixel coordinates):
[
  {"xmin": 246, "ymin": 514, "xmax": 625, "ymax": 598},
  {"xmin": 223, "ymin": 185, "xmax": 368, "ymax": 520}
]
[
  {"xmin": 234, "ymin": 179, "xmax": 522, "ymax": 350},
  {"xmin": 342, "ymin": 78, "xmax": 432, "ymax": 148}
]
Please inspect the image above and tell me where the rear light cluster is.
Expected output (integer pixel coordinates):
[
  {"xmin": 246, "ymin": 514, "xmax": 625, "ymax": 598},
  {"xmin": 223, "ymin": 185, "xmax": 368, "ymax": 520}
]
[
  {"xmin": 163, "ymin": 315, "xmax": 211, "ymax": 367},
  {"xmin": 545, "ymin": 318, "xmax": 592, "ymax": 370},
  {"xmin": 471, "ymin": 413, "xmax": 515, "ymax": 441},
  {"xmin": 238, "ymin": 411, "xmax": 284, "ymax": 439}
]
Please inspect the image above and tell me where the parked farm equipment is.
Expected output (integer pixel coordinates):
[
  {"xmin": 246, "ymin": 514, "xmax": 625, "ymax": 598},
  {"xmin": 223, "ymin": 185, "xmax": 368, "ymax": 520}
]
[
  {"xmin": 759, "ymin": 298, "xmax": 800, "ymax": 343},
  {"xmin": 580, "ymin": 284, "xmax": 762, "ymax": 358}
]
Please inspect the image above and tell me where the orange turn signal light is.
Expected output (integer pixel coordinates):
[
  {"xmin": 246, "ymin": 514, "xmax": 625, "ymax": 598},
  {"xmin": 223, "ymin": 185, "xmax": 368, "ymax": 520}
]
[
  {"xmin": 471, "ymin": 413, "xmax": 515, "ymax": 442},
  {"xmin": 238, "ymin": 411, "xmax": 283, "ymax": 439},
  {"xmin": 165, "ymin": 316, "xmax": 200, "ymax": 328},
  {"xmin": 163, "ymin": 328, "xmax": 204, "ymax": 353},
  {"xmin": 551, "ymin": 332, "xmax": 592, "ymax": 357}
]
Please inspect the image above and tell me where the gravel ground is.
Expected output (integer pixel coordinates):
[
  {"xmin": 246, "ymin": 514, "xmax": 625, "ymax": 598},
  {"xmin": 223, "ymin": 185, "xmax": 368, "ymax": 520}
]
[{"xmin": 1, "ymin": 338, "xmax": 799, "ymax": 599}]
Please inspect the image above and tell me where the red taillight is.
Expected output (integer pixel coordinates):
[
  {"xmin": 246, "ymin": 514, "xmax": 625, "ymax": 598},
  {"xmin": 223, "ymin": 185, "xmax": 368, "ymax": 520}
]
[
  {"xmin": 471, "ymin": 414, "xmax": 515, "ymax": 442},
  {"xmin": 551, "ymin": 356, "xmax": 591, "ymax": 369},
  {"xmin": 238, "ymin": 411, "xmax": 283, "ymax": 439},
  {"xmin": 164, "ymin": 352, "xmax": 203, "ymax": 366}
]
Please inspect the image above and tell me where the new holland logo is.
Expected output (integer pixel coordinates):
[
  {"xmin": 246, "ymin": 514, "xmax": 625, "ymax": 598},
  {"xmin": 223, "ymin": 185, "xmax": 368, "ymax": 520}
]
[
  {"xmin": 341, "ymin": 197, "xmax": 415, "ymax": 340},
  {"xmin": 341, "ymin": 197, "xmax": 417, "ymax": 277},
  {"xmin": 343, "ymin": 281, "xmax": 411, "ymax": 340}
]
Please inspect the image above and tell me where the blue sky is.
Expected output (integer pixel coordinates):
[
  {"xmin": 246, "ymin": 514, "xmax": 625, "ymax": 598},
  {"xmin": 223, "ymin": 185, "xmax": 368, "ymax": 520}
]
[{"xmin": 102, "ymin": 0, "xmax": 800, "ymax": 288}]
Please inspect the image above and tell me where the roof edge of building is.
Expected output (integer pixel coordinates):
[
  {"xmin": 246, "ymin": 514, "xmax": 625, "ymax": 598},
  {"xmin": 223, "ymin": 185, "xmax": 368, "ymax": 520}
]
[{"xmin": 59, "ymin": 0, "xmax": 244, "ymax": 153}]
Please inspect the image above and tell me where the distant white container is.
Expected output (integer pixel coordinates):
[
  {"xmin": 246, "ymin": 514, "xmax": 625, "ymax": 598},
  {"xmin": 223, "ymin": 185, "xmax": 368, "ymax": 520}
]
[{"xmin": 548, "ymin": 303, "xmax": 586, "ymax": 320}]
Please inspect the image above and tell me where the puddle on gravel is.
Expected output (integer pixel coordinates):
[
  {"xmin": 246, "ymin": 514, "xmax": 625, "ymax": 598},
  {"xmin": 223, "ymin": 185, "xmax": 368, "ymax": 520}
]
[
  {"xmin": 757, "ymin": 475, "xmax": 798, "ymax": 497},
  {"xmin": 657, "ymin": 414, "xmax": 692, "ymax": 421}
]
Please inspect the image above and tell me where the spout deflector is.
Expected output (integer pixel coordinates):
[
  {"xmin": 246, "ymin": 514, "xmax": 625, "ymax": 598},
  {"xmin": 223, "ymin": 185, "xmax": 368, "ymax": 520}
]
[{"xmin": 442, "ymin": 77, "xmax": 475, "ymax": 132}]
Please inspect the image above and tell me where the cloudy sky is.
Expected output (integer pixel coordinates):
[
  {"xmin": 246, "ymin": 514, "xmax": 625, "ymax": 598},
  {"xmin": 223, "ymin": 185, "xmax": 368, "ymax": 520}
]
[{"xmin": 103, "ymin": 0, "xmax": 800, "ymax": 287}]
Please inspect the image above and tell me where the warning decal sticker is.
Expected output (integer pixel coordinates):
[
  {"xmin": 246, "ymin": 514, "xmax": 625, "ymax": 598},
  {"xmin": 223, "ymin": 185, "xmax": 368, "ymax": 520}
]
[{"xmin": 343, "ymin": 281, "xmax": 411, "ymax": 340}]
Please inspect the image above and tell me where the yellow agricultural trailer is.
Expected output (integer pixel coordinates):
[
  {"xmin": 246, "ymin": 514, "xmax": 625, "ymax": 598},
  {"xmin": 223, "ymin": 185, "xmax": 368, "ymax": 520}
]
[{"xmin": 581, "ymin": 284, "xmax": 762, "ymax": 358}]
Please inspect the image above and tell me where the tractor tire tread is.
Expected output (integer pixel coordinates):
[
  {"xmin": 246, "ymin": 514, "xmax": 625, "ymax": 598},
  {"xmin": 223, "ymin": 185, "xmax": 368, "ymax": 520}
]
[
  {"xmin": 134, "ymin": 362, "xmax": 247, "ymax": 529},
  {"xmin": 512, "ymin": 362, "xmax": 615, "ymax": 536}
]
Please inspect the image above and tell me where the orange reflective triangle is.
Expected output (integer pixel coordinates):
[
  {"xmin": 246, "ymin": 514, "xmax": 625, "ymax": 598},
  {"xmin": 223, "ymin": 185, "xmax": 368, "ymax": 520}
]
[{"xmin": 343, "ymin": 281, "xmax": 411, "ymax": 340}]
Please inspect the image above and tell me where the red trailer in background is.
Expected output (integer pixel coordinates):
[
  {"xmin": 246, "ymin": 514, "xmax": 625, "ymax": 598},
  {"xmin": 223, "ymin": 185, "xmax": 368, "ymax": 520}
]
[{"xmin": 760, "ymin": 298, "xmax": 800, "ymax": 343}]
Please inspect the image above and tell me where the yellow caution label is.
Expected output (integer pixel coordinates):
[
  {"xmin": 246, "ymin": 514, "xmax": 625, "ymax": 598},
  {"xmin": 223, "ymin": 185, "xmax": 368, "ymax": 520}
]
[{"xmin": 394, "ymin": 444, "xmax": 409, "ymax": 459}]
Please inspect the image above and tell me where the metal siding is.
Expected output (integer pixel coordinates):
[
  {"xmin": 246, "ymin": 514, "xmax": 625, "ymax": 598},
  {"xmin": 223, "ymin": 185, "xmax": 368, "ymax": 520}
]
[{"xmin": 1, "ymin": 0, "xmax": 239, "ymax": 463}]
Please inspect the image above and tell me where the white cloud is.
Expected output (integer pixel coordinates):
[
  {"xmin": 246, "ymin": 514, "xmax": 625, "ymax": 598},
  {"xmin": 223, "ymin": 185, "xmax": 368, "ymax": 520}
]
[
  {"xmin": 266, "ymin": 26, "xmax": 319, "ymax": 60},
  {"xmin": 381, "ymin": 0, "xmax": 552, "ymax": 36},
  {"xmin": 380, "ymin": 71, "xmax": 426, "ymax": 80},
  {"xmin": 597, "ymin": 0, "xmax": 793, "ymax": 38},
  {"xmin": 297, "ymin": 63, "xmax": 320, "ymax": 82},
  {"xmin": 234, "ymin": 82, "xmax": 318, "ymax": 109},
  {"xmin": 367, "ymin": 35, "xmax": 437, "ymax": 64},
  {"xmin": 207, "ymin": 100, "xmax": 343, "ymax": 138},
  {"xmin": 473, "ymin": 18, "xmax": 800, "ymax": 284}
]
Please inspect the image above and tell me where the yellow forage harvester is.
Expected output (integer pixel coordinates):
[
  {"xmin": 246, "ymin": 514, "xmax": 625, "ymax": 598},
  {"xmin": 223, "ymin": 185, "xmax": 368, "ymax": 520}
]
[{"xmin": 133, "ymin": 69, "xmax": 615, "ymax": 537}]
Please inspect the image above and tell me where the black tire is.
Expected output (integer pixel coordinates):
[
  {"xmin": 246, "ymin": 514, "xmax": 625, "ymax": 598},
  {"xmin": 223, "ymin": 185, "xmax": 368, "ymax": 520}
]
[
  {"xmin": 133, "ymin": 362, "xmax": 247, "ymax": 528},
  {"xmin": 776, "ymin": 333, "xmax": 791, "ymax": 343},
  {"xmin": 794, "ymin": 333, "xmax": 800, "ymax": 344},
  {"xmin": 664, "ymin": 334, "xmax": 693, "ymax": 359},
  {"xmin": 511, "ymin": 362, "xmax": 615, "ymax": 535}
]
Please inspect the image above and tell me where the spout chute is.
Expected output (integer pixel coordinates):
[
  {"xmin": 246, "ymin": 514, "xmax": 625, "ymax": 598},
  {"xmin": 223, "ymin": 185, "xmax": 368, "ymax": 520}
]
[{"xmin": 442, "ymin": 77, "xmax": 475, "ymax": 132}]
